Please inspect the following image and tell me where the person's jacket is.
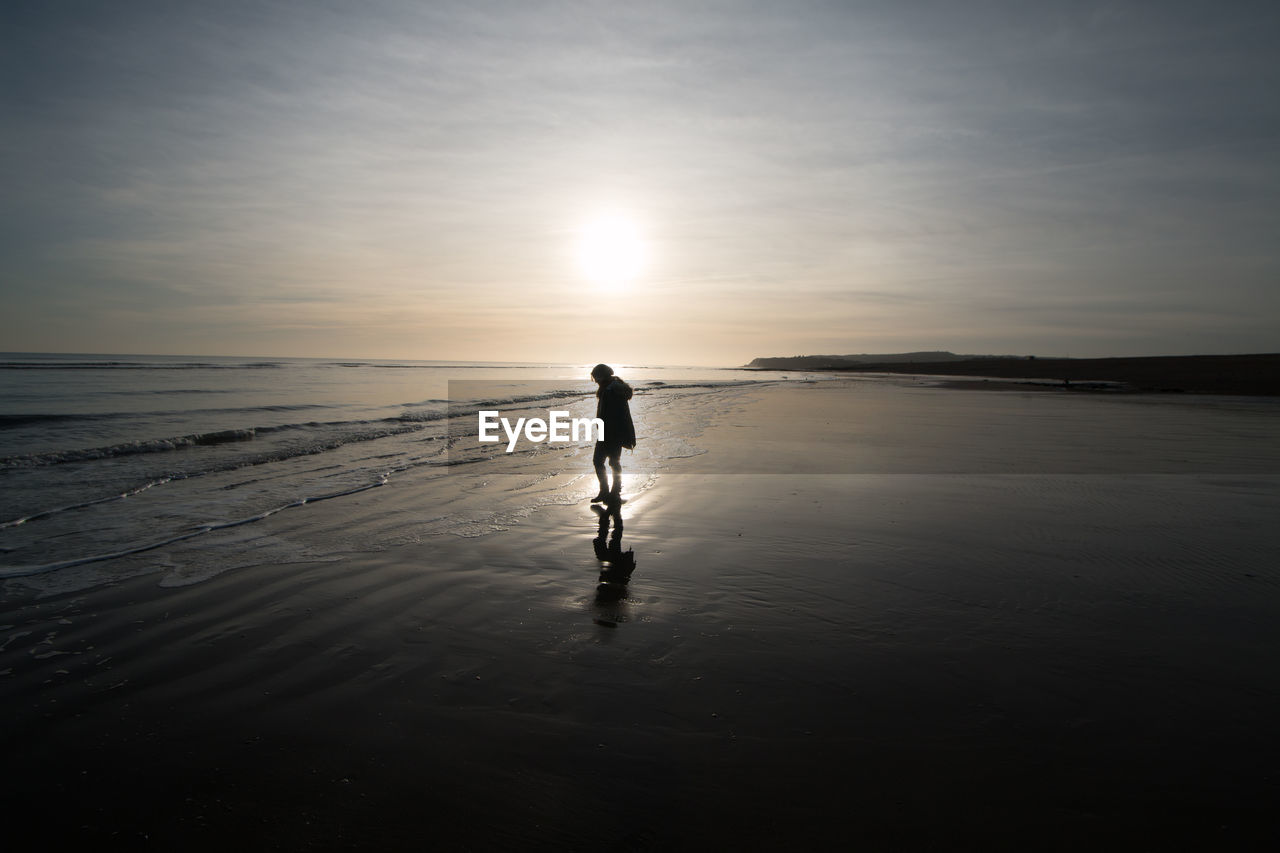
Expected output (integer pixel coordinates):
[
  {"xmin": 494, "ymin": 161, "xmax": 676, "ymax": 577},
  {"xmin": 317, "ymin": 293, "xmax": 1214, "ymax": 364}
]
[{"xmin": 595, "ymin": 378, "xmax": 636, "ymax": 449}]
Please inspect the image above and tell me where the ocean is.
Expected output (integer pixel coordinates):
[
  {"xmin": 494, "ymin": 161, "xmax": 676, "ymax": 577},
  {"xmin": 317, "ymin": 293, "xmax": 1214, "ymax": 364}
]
[{"xmin": 0, "ymin": 353, "xmax": 790, "ymax": 594}]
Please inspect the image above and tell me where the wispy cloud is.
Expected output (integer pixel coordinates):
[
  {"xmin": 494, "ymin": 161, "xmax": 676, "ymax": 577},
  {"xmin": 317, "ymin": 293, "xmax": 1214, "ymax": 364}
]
[{"xmin": 3, "ymin": 0, "xmax": 1278, "ymax": 361}]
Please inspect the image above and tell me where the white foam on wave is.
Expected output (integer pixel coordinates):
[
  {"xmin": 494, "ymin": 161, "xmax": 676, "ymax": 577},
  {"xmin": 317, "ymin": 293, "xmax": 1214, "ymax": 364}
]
[{"xmin": 0, "ymin": 477, "xmax": 176, "ymax": 529}]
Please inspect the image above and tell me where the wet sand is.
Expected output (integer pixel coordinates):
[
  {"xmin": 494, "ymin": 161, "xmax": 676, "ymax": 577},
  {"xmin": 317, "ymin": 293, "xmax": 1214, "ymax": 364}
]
[{"xmin": 4, "ymin": 381, "xmax": 1280, "ymax": 849}]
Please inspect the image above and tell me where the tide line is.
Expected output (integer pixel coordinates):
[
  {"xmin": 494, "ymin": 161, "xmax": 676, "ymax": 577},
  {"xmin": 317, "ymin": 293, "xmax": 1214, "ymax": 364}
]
[{"xmin": 0, "ymin": 478, "xmax": 388, "ymax": 580}]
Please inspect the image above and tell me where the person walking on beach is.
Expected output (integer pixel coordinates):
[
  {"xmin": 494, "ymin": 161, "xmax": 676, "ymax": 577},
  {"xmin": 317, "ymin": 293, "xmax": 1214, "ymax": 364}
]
[{"xmin": 590, "ymin": 363, "xmax": 635, "ymax": 504}]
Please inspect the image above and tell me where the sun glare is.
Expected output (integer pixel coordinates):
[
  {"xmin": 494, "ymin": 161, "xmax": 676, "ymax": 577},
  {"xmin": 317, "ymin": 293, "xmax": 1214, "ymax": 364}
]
[{"xmin": 575, "ymin": 215, "xmax": 646, "ymax": 287}]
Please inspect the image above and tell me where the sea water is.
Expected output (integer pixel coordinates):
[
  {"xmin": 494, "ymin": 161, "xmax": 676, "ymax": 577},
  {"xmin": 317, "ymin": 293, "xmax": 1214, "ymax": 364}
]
[
  {"xmin": 8, "ymin": 353, "xmax": 1278, "ymax": 596},
  {"xmin": 1, "ymin": 353, "xmax": 791, "ymax": 593}
]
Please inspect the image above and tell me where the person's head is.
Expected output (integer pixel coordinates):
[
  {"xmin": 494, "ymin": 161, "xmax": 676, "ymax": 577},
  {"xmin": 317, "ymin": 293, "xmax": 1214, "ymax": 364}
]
[{"xmin": 590, "ymin": 363, "xmax": 613, "ymax": 385}]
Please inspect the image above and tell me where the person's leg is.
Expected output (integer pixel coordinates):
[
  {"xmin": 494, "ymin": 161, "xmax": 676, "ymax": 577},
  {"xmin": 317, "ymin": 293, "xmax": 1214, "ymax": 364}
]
[
  {"xmin": 607, "ymin": 446, "xmax": 622, "ymax": 495},
  {"xmin": 592, "ymin": 442, "xmax": 610, "ymax": 499}
]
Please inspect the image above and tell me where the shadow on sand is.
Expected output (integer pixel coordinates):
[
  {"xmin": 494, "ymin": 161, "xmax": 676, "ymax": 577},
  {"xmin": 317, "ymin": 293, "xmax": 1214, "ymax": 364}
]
[{"xmin": 591, "ymin": 500, "xmax": 636, "ymax": 618}]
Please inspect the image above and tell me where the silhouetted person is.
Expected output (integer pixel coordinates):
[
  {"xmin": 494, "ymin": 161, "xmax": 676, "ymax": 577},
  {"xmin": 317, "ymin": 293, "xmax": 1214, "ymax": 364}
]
[{"xmin": 589, "ymin": 363, "xmax": 635, "ymax": 504}]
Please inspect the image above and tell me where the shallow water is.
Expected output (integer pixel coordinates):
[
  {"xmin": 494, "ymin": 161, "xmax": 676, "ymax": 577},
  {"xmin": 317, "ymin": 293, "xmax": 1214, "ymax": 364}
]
[
  {"xmin": 5, "ymin": 357, "xmax": 1278, "ymax": 595},
  {"xmin": 0, "ymin": 354, "xmax": 787, "ymax": 592}
]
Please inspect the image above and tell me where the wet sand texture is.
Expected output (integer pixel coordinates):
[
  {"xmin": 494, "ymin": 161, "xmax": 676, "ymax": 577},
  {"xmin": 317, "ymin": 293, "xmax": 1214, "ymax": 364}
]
[{"xmin": 3, "ymin": 381, "xmax": 1279, "ymax": 850}]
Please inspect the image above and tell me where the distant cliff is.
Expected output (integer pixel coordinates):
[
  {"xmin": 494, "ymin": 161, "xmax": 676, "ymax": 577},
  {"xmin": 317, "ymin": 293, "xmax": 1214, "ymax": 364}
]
[{"xmin": 746, "ymin": 352, "xmax": 1014, "ymax": 369}]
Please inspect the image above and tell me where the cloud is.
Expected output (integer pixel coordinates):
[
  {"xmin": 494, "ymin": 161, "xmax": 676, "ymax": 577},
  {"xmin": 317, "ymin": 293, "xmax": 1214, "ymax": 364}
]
[{"xmin": 2, "ymin": 0, "xmax": 1278, "ymax": 360}]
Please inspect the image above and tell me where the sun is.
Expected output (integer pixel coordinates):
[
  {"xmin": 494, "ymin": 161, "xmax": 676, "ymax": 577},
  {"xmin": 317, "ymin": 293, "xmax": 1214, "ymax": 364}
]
[{"xmin": 575, "ymin": 215, "xmax": 646, "ymax": 287}]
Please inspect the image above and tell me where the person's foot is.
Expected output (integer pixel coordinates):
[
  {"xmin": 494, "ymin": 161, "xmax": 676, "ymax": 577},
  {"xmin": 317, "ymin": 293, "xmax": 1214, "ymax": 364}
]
[
  {"xmin": 590, "ymin": 491, "xmax": 610, "ymax": 503},
  {"xmin": 606, "ymin": 491, "xmax": 626, "ymax": 505}
]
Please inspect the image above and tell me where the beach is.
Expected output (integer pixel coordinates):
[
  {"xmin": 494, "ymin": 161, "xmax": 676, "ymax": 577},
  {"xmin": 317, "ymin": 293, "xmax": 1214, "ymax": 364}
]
[
  {"xmin": 4, "ymin": 377, "xmax": 1280, "ymax": 849},
  {"xmin": 10, "ymin": 1, "xmax": 1280, "ymax": 847}
]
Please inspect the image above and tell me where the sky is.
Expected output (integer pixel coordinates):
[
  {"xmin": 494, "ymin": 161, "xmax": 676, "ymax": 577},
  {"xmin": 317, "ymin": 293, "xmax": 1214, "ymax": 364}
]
[{"xmin": 3, "ymin": 0, "xmax": 1278, "ymax": 366}]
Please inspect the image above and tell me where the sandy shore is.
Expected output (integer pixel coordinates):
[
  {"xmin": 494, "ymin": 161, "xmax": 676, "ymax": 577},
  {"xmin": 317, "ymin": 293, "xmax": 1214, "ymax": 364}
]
[{"xmin": 4, "ymin": 381, "xmax": 1279, "ymax": 849}]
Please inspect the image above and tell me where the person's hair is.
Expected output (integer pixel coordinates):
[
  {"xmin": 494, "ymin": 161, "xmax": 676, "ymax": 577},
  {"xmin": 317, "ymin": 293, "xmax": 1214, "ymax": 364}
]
[{"xmin": 591, "ymin": 363, "xmax": 613, "ymax": 380}]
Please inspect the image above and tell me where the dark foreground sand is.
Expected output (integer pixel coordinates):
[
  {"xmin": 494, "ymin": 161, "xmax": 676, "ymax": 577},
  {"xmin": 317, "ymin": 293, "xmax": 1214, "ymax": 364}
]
[{"xmin": 3, "ymin": 382, "xmax": 1279, "ymax": 850}]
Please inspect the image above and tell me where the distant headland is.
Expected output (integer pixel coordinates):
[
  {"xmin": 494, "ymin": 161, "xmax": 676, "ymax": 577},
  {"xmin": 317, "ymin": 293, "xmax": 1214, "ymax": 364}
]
[
  {"xmin": 746, "ymin": 352, "xmax": 1280, "ymax": 396},
  {"xmin": 746, "ymin": 352, "xmax": 1020, "ymax": 369}
]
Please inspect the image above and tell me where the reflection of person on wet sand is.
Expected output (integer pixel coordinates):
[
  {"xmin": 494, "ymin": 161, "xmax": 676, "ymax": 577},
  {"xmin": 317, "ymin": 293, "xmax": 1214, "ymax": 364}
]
[
  {"xmin": 592, "ymin": 502, "xmax": 635, "ymax": 602},
  {"xmin": 589, "ymin": 363, "xmax": 635, "ymax": 505}
]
